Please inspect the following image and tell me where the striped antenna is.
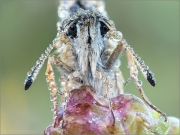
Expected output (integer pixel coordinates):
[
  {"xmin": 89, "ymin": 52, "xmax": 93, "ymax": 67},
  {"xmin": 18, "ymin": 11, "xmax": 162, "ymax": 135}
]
[
  {"xmin": 24, "ymin": 44, "xmax": 54, "ymax": 90},
  {"xmin": 127, "ymin": 44, "xmax": 156, "ymax": 87}
]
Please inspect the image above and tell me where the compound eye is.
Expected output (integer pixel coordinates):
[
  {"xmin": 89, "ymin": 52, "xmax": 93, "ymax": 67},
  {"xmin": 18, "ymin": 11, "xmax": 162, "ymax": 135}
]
[
  {"xmin": 100, "ymin": 21, "xmax": 109, "ymax": 37},
  {"xmin": 67, "ymin": 23, "xmax": 77, "ymax": 38}
]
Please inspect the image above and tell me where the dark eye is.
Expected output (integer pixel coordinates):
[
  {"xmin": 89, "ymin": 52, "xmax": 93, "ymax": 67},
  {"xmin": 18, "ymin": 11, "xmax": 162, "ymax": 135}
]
[
  {"xmin": 100, "ymin": 21, "xmax": 109, "ymax": 37},
  {"xmin": 67, "ymin": 23, "xmax": 77, "ymax": 38}
]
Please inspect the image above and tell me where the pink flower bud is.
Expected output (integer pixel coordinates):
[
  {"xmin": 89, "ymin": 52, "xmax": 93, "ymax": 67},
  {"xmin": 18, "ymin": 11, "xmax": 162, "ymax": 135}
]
[{"xmin": 44, "ymin": 86, "xmax": 171, "ymax": 135}]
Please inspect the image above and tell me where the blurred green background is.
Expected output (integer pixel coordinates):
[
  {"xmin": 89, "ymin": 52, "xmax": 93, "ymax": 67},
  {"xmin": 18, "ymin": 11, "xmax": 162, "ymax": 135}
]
[{"xmin": 0, "ymin": 0, "xmax": 179, "ymax": 134}]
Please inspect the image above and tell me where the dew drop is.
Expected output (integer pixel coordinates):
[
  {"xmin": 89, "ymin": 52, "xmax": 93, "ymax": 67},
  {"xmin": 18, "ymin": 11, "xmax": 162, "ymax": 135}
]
[
  {"xmin": 150, "ymin": 72, "xmax": 154, "ymax": 77},
  {"xmin": 68, "ymin": 74, "xmax": 73, "ymax": 79},
  {"xmin": 54, "ymin": 115, "xmax": 57, "ymax": 120},
  {"xmin": 49, "ymin": 81, "xmax": 55, "ymax": 86},
  {"xmin": 30, "ymin": 76, "xmax": 34, "ymax": 81},
  {"xmin": 40, "ymin": 54, "xmax": 45, "ymax": 60},
  {"xmin": 135, "ymin": 54, "xmax": 138, "ymax": 58},
  {"xmin": 27, "ymin": 71, "xmax": 32, "ymax": 76},
  {"xmin": 130, "ymin": 48, "xmax": 134, "ymax": 52},
  {"xmin": 89, "ymin": 120, "xmax": 92, "ymax": 123},
  {"xmin": 73, "ymin": 71, "xmax": 79, "ymax": 77},
  {"xmin": 45, "ymin": 50, "xmax": 50, "ymax": 54},
  {"xmin": 39, "ymin": 57, "xmax": 43, "ymax": 61},
  {"xmin": 49, "ymin": 44, "xmax": 53, "ymax": 49},
  {"xmin": 140, "ymin": 60, "xmax": 144, "ymax": 65},
  {"xmin": 44, "ymin": 55, "xmax": 47, "ymax": 59},
  {"xmin": 137, "ymin": 56, "xmax": 141, "ymax": 61},
  {"xmin": 46, "ymin": 78, "xmax": 50, "ymax": 82},
  {"xmin": 38, "ymin": 64, "xmax": 43, "ymax": 69},
  {"xmin": 50, "ymin": 106, "xmax": 54, "ymax": 111},
  {"xmin": 48, "ymin": 86, "xmax": 51, "ymax": 91},
  {"xmin": 60, "ymin": 75, "xmax": 66, "ymax": 79},
  {"xmin": 36, "ymin": 60, "xmax": 40, "ymax": 65},
  {"xmin": 49, "ymin": 96, "xmax": 54, "ymax": 101},
  {"xmin": 53, "ymin": 39, "xmax": 57, "ymax": 45},
  {"xmin": 31, "ymin": 67, "xmax": 35, "ymax": 71},
  {"xmin": 45, "ymin": 72, "xmax": 48, "ymax": 75},
  {"xmin": 46, "ymin": 47, "xmax": 51, "ymax": 51},
  {"xmin": 137, "ymin": 80, "xmax": 143, "ymax": 86},
  {"xmin": 59, "ymin": 10, "xmax": 69, "ymax": 20}
]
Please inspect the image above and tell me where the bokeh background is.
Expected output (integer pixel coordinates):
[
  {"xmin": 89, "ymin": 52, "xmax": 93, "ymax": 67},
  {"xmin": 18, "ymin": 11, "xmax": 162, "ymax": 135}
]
[{"xmin": 0, "ymin": 0, "xmax": 179, "ymax": 134}]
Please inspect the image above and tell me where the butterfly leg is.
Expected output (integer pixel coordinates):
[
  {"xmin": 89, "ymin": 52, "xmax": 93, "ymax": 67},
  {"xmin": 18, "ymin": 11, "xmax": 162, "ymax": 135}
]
[
  {"xmin": 124, "ymin": 40, "xmax": 167, "ymax": 122},
  {"xmin": 46, "ymin": 55, "xmax": 75, "ymax": 127}
]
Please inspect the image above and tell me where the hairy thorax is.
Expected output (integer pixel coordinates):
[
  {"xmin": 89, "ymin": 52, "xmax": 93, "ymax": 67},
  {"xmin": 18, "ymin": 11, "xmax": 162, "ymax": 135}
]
[{"xmin": 57, "ymin": 8, "xmax": 123, "ymax": 96}]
